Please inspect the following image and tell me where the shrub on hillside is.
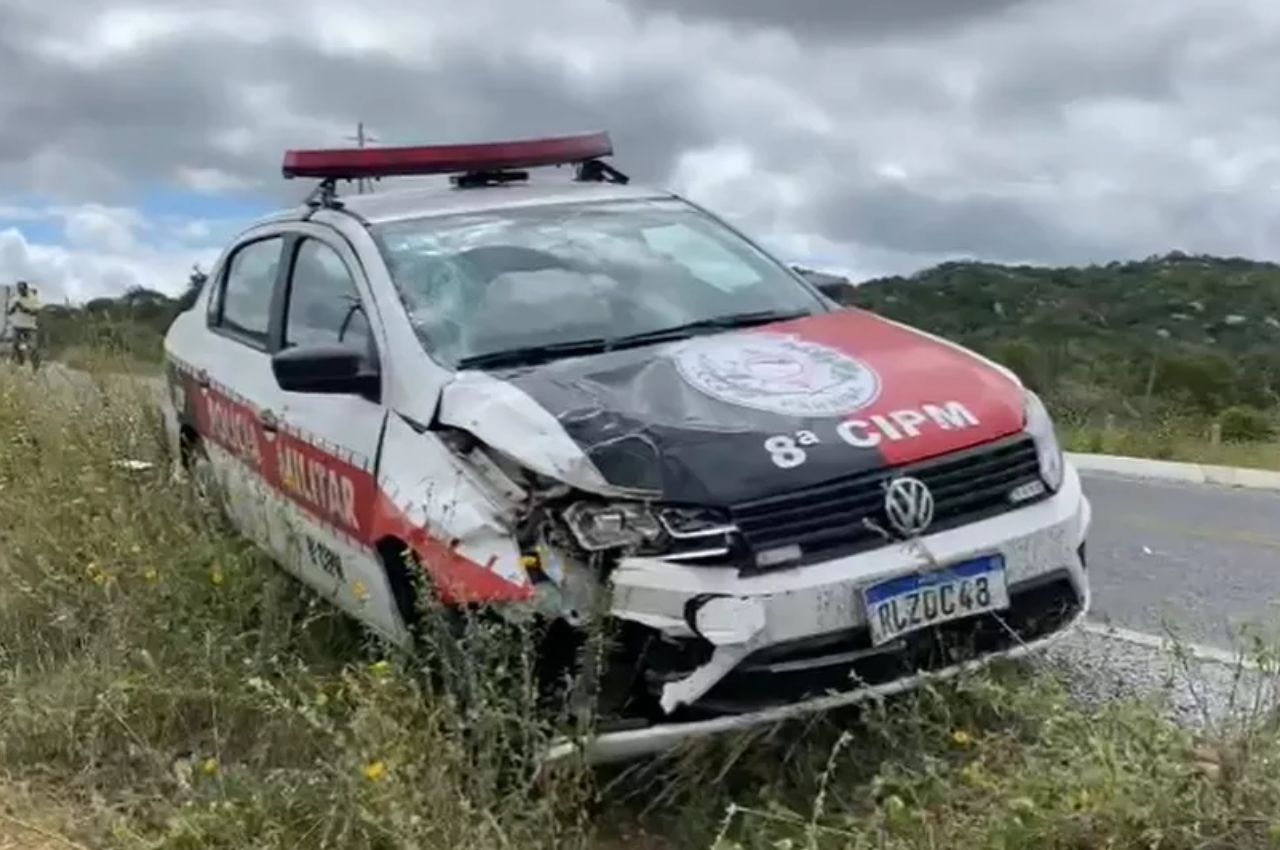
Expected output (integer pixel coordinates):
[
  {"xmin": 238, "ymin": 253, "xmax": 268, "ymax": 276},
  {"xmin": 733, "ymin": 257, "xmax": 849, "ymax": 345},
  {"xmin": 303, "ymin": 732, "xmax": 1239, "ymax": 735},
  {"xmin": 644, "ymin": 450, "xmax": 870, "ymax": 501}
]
[{"xmin": 1219, "ymin": 405, "xmax": 1276, "ymax": 442}]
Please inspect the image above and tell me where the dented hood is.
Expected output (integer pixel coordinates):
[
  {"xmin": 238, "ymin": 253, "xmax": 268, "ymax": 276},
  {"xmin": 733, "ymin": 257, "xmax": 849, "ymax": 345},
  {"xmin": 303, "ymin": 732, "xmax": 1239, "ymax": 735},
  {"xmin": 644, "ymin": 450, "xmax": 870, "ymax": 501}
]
[{"xmin": 438, "ymin": 309, "xmax": 1026, "ymax": 504}]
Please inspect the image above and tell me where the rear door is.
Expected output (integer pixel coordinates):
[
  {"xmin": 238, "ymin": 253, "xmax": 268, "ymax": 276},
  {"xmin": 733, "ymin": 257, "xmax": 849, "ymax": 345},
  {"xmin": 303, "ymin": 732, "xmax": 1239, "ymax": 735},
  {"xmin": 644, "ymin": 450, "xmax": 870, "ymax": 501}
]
[
  {"xmin": 188, "ymin": 231, "xmax": 291, "ymax": 550},
  {"xmin": 261, "ymin": 227, "xmax": 401, "ymax": 637}
]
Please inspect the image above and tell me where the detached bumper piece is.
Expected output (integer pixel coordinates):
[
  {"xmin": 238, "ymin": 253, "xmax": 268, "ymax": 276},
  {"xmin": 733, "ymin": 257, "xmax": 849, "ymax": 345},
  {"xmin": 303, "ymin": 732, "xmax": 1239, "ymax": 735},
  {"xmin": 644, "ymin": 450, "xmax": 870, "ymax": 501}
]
[{"xmin": 638, "ymin": 570, "xmax": 1081, "ymax": 719}]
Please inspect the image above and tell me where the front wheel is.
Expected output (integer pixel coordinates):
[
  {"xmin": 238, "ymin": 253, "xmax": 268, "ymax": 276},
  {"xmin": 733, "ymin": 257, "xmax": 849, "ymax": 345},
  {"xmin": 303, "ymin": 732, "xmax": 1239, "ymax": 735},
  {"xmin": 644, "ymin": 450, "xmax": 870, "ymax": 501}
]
[{"xmin": 183, "ymin": 437, "xmax": 232, "ymax": 529}]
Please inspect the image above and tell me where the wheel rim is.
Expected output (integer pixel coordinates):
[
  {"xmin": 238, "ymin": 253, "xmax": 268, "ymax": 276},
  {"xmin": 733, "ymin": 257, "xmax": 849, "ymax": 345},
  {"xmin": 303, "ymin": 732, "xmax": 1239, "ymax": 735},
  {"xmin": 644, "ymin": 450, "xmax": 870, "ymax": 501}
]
[{"xmin": 190, "ymin": 451, "xmax": 221, "ymax": 510}]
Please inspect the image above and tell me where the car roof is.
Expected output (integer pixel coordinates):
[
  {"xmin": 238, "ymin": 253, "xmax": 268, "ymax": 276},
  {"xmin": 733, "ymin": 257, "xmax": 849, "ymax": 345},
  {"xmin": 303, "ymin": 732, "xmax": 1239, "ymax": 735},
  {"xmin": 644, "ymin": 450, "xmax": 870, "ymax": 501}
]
[{"xmin": 249, "ymin": 177, "xmax": 675, "ymax": 232}]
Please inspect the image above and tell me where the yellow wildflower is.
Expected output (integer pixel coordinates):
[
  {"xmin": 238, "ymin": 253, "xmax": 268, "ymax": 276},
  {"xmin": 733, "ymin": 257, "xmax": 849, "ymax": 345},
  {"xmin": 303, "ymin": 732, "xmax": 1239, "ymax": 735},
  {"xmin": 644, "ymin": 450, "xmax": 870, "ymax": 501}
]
[
  {"xmin": 210, "ymin": 568, "xmax": 224, "ymax": 587},
  {"xmin": 369, "ymin": 659, "xmax": 392, "ymax": 679},
  {"xmin": 362, "ymin": 760, "xmax": 386, "ymax": 782},
  {"xmin": 144, "ymin": 568, "xmax": 159, "ymax": 583},
  {"xmin": 951, "ymin": 729, "xmax": 973, "ymax": 747},
  {"xmin": 200, "ymin": 757, "xmax": 219, "ymax": 776}
]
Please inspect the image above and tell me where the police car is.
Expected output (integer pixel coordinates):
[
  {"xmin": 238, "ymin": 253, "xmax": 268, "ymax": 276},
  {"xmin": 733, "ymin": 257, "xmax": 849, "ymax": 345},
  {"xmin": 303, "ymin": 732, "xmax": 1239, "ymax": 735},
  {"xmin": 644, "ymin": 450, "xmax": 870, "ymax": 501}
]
[{"xmin": 161, "ymin": 132, "xmax": 1091, "ymax": 761}]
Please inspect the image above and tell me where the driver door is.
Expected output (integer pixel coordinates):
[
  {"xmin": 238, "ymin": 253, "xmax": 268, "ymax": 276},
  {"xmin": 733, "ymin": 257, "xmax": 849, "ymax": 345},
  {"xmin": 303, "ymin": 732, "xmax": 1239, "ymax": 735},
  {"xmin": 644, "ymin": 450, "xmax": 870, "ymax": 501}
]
[{"xmin": 259, "ymin": 227, "xmax": 400, "ymax": 638}]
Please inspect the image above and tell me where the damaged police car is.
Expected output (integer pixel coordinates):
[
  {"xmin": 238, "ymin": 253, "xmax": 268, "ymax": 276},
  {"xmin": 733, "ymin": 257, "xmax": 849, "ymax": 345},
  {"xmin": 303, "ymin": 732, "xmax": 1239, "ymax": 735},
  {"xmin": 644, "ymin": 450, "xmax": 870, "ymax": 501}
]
[{"xmin": 161, "ymin": 132, "xmax": 1091, "ymax": 762}]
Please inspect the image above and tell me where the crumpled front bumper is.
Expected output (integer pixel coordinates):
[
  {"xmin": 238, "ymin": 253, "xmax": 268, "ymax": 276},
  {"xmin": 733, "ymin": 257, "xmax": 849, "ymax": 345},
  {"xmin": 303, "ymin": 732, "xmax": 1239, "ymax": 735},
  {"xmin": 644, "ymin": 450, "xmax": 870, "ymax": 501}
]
[{"xmin": 551, "ymin": 461, "xmax": 1092, "ymax": 763}]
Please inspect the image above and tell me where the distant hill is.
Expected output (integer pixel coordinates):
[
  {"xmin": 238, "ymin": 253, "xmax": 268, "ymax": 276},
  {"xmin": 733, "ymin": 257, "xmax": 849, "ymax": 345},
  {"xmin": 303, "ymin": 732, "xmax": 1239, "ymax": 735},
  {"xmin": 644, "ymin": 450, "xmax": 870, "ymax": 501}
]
[
  {"xmin": 837, "ymin": 252, "xmax": 1280, "ymax": 423},
  {"xmin": 35, "ymin": 254, "xmax": 1280, "ymax": 426}
]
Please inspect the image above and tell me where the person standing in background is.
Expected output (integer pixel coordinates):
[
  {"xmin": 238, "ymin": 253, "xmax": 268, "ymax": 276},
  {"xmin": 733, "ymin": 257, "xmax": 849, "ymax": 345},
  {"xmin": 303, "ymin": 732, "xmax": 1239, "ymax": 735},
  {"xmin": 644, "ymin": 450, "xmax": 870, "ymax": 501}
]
[{"xmin": 7, "ymin": 280, "xmax": 41, "ymax": 369}]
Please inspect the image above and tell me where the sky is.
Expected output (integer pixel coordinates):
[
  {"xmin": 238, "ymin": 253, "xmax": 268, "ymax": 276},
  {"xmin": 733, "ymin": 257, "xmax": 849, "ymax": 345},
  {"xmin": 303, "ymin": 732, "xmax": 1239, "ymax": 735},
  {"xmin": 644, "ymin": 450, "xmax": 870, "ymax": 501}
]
[{"xmin": 3, "ymin": 0, "xmax": 1280, "ymax": 302}]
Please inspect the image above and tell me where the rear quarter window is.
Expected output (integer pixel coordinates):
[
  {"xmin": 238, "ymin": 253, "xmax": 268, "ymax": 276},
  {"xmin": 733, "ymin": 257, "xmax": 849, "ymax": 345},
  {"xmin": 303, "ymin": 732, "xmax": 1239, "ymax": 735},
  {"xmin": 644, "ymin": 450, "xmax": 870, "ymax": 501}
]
[{"xmin": 213, "ymin": 236, "xmax": 283, "ymax": 344}]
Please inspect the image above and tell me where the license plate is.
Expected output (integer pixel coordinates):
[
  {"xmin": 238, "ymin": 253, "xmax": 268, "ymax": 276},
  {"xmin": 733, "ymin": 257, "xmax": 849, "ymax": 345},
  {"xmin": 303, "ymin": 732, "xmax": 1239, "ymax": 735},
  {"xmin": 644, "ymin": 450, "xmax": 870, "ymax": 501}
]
[{"xmin": 863, "ymin": 555, "xmax": 1010, "ymax": 646}]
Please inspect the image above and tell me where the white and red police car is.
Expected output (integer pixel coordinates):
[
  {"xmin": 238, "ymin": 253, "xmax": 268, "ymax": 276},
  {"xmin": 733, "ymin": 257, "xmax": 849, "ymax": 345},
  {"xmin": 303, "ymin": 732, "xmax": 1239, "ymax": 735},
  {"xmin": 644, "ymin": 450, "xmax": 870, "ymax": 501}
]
[{"xmin": 161, "ymin": 132, "xmax": 1091, "ymax": 761}]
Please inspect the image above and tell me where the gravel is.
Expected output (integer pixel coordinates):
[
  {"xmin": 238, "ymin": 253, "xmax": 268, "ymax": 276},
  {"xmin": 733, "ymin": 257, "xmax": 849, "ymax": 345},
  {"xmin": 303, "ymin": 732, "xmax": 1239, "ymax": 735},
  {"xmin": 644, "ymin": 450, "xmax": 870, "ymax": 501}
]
[{"xmin": 1038, "ymin": 624, "xmax": 1280, "ymax": 731}]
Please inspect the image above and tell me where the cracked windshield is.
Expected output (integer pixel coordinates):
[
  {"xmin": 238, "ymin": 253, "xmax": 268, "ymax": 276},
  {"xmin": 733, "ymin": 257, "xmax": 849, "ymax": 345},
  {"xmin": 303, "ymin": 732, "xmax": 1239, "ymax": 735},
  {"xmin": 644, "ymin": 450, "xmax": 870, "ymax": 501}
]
[
  {"xmin": 375, "ymin": 199, "xmax": 823, "ymax": 367},
  {"xmin": 1, "ymin": 0, "xmax": 1278, "ymax": 848}
]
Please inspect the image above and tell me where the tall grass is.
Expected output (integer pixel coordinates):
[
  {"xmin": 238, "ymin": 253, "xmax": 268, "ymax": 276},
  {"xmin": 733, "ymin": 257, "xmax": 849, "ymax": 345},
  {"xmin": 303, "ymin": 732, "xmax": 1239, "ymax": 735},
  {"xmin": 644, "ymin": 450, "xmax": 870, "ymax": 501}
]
[
  {"xmin": 0, "ymin": 368, "xmax": 592, "ymax": 848},
  {"xmin": 3, "ymin": 363, "xmax": 1280, "ymax": 849},
  {"xmin": 1061, "ymin": 422, "xmax": 1280, "ymax": 470}
]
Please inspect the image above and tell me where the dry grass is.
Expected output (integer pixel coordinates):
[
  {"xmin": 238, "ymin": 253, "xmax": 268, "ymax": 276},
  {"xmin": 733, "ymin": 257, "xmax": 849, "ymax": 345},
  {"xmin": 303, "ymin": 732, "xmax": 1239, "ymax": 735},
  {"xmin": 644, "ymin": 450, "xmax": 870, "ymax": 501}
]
[
  {"xmin": 1062, "ymin": 424, "xmax": 1280, "ymax": 471},
  {"xmin": 0, "ymin": 778, "xmax": 91, "ymax": 850},
  {"xmin": 4, "ymin": 361, "xmax": 1280, "ymax": 849}
]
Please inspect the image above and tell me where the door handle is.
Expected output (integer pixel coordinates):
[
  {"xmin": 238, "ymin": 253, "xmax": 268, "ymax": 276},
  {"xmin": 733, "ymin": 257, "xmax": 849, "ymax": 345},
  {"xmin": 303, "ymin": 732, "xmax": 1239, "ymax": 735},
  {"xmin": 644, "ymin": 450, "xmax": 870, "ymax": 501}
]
[{"xmin": 259, "ymin": 409, "xmax": 279, "ymax": 433}]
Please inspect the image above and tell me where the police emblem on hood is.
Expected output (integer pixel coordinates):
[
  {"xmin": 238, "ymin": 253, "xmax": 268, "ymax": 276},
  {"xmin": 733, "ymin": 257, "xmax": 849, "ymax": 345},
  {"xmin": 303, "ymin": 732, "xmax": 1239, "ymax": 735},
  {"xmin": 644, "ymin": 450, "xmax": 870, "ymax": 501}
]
[{"xmin": 673, "ymin": 332, "xmax": 881, "ymax": 418}]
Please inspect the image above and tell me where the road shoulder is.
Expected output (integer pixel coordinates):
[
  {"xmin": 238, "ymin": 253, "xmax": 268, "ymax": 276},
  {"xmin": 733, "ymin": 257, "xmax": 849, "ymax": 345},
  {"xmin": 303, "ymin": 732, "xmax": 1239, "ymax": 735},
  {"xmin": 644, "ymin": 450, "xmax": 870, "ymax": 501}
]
[{"xmin": 1068, "ymin": 452, "xmax": 1280, "ymax": 492}]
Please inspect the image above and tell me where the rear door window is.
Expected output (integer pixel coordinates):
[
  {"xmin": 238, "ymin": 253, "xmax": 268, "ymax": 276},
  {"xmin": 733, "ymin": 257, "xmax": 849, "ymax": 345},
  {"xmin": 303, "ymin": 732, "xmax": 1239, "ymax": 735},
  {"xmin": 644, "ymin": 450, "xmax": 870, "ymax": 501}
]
[{"xmin": 214, "ymin": 237, "xmax": 283, "ymax": 345}]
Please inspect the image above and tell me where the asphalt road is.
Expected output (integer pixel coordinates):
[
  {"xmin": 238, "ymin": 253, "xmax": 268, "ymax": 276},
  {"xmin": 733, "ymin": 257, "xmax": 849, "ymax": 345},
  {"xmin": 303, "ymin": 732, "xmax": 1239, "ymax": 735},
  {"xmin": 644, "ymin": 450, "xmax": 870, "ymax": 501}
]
[{"xmin": 1083, "ymin": 471, "xmax": 1280, "ymax": 650}]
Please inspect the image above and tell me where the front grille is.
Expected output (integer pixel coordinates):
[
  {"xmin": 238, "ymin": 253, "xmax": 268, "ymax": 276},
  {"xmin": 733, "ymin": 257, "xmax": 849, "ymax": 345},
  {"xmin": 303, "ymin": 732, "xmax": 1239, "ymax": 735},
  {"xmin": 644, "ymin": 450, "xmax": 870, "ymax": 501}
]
[{"xmin": 730, "ymin": 435, "xmax": 1046, "ymax": 570}]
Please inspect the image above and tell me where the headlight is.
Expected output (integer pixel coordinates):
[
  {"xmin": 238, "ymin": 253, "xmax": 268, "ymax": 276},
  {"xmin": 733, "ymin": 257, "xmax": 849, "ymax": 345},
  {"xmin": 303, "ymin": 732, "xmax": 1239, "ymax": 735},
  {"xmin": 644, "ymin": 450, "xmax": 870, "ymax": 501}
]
[
  {"xmin": 561, "ymin": 501, "xmax": 736, "ymax": 556},
  {"xmin": 1023, "ymin": 391, "xmax": 1064, "ymax": 492},
  {"xmin": 562, "ymin": 502, "xmax": 662, "ymax": 551}
]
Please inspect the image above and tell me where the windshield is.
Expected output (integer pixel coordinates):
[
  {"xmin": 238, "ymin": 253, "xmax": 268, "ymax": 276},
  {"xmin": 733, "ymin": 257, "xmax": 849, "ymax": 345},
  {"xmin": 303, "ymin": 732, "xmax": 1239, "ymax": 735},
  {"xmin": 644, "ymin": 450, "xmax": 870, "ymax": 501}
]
[{"xmin": 373, "ymin": 198, "xmax": 827, "ymax": 367}]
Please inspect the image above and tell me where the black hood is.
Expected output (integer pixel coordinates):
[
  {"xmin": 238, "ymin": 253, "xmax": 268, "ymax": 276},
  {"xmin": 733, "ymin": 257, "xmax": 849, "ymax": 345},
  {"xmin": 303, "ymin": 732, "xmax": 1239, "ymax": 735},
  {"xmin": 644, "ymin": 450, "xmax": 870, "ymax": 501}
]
[
  {"xmin": 445, "ymin": 311, "xmax": 1026, "ymax": 506},
  {"xmin": 493, "ymin": 346, "xmax": 836, "ymax": 504}
]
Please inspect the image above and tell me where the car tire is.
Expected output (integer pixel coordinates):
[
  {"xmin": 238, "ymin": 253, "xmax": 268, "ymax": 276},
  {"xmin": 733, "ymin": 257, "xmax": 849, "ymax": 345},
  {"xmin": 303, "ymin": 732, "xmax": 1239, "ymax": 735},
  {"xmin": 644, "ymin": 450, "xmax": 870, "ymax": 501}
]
[
  {"xmin": 385, "ymin": 548, "xmax": 466, "ymax": 655},
  {"xmin": 182, "ymin": 437, "xmax": 232, "ymax": 529}
]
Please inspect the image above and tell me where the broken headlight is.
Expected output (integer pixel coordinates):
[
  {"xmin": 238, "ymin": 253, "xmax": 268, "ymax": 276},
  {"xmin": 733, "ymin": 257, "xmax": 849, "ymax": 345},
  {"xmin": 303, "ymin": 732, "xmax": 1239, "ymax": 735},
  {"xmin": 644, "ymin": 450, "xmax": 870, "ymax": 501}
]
[
  {"xmin": 562, "ymin": 502, "xmax": 663, "ymax": 551},
  {"xmin": 562, "ymin": 501, "xmax": 738, "ymax": 559},
  {"xmin": 1024, "ymin": 391, "xmax": 1064, "ymax": 492},
  {"xmin": 657, "ymin": 506, "xmax": 737, "ymax": 540}
]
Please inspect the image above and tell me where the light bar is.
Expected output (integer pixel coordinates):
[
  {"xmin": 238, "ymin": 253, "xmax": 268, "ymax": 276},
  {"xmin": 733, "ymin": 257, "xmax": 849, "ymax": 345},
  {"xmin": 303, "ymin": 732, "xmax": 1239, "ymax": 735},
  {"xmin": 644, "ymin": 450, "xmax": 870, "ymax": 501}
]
[{"xmin": 282, "ymin": 131, "xmax": 613, "ymax": 180}]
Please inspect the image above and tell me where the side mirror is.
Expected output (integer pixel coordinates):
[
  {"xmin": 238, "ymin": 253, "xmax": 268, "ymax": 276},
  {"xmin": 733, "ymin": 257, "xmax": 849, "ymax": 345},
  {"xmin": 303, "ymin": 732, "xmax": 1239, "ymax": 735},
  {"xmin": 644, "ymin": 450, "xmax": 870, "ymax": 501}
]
[
  {"xmin": 272, "ymin": 344, "xmax": 380, "ymax": 397},
  {"xmin": 792, "ymin": 267, "xmax": 854, "ymax": 303},
  {"xmin": 814, "ymin": 280, "xmax": 852, "ymax": 301}
]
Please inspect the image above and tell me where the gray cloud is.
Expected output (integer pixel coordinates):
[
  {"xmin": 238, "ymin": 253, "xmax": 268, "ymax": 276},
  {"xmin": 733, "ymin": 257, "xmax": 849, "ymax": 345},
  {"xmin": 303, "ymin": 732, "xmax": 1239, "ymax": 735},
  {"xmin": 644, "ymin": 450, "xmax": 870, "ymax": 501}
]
[
  {"xmin": 3, "ymin": 0, "xmax": 1280, "ymax": 299},
  {"xmin": 272, "ymin": 44, "xmax": 714, "ymax": 186},
  {"xmin": 814, "ymin": 184, "xmax": 1074, "ymax": 264},
  {"xmin": 0, "ymin": 4, "xmax": 715, "ymax": 201},
  {"xmin": 624, "ymin": 0, "xmax": 1032, "ymax": 39}
]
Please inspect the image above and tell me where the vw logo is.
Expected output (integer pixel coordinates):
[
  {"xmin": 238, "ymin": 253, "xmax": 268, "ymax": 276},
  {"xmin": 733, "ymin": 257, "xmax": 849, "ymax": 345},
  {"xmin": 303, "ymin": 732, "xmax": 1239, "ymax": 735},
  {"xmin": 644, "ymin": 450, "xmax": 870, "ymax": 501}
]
[{"xmin": 883, "ymin": 476, "xmax": 935, "ymax": 537}]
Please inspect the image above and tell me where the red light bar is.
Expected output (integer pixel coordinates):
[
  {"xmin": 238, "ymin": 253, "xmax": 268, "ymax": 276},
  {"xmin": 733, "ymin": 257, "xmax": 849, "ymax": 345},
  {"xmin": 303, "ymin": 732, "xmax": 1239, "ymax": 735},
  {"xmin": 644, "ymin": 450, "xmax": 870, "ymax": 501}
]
[{"xmin": 282, "ymin": 131, "xmax": 613, "ymax": 180}]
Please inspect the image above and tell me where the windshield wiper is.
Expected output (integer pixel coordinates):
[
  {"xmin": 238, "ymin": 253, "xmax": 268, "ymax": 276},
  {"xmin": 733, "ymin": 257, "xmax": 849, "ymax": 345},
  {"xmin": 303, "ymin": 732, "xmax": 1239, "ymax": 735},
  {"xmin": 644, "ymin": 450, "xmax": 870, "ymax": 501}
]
[
  {"xmin": 455, "ymin": 338, "xmax": 610, "ymax": 370},
  {"xmin": 606, "ymin": 309, "xmax": 812, "ymax": 350},
  {"xmin": 454, "ymin": 310, "xmax": 811, "ymax": 370}
]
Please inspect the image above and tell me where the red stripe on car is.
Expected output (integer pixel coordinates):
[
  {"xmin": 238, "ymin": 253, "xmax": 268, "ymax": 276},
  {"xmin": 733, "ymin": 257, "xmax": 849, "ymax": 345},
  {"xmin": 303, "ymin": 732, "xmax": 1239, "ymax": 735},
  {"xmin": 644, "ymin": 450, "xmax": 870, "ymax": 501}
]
[
  {"xmin": 183, "ymin": 374, "xmax": 530, "ymax": 603},
  {"xmin": 772, "ymin": 309, "xmax": 1024, "ymax": 465},
  {"xmin": 369, "ymin": 492, "xmax": 533, "ymax": 604}
]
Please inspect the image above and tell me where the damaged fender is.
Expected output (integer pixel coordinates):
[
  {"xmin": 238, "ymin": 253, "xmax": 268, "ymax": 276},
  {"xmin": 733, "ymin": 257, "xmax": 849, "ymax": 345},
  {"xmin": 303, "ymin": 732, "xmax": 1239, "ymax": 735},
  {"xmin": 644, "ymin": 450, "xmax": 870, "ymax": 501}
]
[
  {"xmin": 438, "ymin": 371, "xmax": 643, "ymax": 498},
  {"xmin": 370, "ymin": 415, "xmax": 535, "ymax": 607}
]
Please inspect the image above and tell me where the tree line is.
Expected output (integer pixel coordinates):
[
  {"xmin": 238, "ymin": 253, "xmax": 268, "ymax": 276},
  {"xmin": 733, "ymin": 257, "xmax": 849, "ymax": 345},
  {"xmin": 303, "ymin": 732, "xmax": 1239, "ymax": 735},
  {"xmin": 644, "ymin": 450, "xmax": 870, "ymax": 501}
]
[{"xmin": 37, "ymin": 253, "xmax": 1280, "ymax": 438}]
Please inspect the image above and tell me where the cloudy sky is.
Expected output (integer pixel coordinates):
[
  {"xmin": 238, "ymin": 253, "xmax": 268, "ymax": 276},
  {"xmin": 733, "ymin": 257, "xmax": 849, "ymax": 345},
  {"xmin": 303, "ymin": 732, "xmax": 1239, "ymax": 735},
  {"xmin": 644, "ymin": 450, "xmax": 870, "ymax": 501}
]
[{"xmin": 3, "ymin": 0, "xmax": 1279, "ymax": 302}]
